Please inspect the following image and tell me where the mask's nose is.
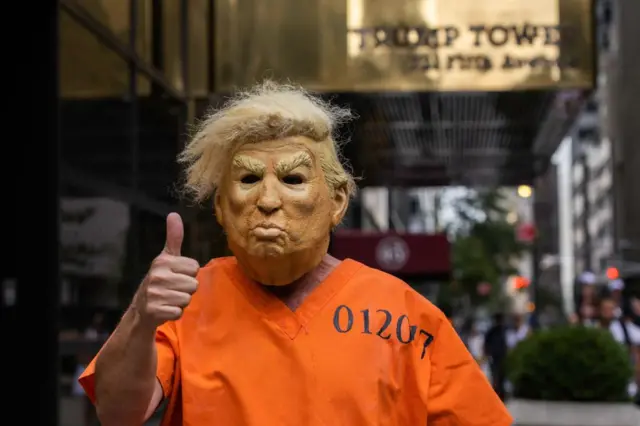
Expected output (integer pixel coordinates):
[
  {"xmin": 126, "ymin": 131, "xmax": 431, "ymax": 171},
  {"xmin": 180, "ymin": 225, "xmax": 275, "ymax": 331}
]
[{"xmin": 256, "ymin": 175, "xmax": 282, "ymax": 215}]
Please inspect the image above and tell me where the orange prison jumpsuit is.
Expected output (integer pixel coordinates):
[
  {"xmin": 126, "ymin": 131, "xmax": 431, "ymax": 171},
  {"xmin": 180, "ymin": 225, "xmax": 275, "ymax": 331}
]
[{"xmin": 80, "ymin": 257, "xmax": 512, "ymax": 426}]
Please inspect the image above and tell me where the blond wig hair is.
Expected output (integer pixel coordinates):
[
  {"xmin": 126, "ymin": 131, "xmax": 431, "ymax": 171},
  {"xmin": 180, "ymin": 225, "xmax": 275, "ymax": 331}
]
[{"xmin": 178, "ymin": 81, "xmax": 357, "ymax": 203}]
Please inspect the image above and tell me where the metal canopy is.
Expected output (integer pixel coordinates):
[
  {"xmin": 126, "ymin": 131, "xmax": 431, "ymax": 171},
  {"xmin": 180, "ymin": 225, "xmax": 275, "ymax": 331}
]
[
  {"xmin": 332, "ymin": 90, "xmax": 590, "ymax": 188},
  {"xmin": 201, "ymin": 89, "xmax": 589, "ymax": 188}
]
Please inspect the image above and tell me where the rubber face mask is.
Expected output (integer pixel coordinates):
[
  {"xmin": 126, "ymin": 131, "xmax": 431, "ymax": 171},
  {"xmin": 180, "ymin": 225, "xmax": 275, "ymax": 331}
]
[{"xmin": 215, "ymin": 136, "xmax": 347, "ymax": 286}]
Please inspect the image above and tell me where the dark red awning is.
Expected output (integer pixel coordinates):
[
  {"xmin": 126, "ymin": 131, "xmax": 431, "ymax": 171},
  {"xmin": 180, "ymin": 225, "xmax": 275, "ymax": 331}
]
[{"xmin": 331, "ymin": 231, "xmax": 450, "ymax": 277}]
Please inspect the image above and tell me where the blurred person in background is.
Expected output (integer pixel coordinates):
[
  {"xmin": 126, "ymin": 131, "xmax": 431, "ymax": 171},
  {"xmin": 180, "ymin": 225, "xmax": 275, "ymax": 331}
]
[
  {"xmin": 484, "ymin": 313, "xmax": 508, "ymax": 400},
  {"xmin": 598, "ymin": 296, "xmax": 640, "ymax": 401},
  {"xmin": 504, "ymin": 313, "xmax": 531, "ymax": 397},
  {"xmin": 607, "ymin": 279, "xmax": 625, "ymax": 319},
  {"xmin": 506, "ymin": 313, "xmax": 530, "ymax": 350},
  {"xmin": 575, "ymin": 277, "xmax": 600, "ymax": 326},
  {"xmin": 74, "ymin": 82, "xmax": 512, "ymax": 426},
  {"xmin": 568, "ymin": 311, "xmax": 581, "ymax": 325},
  {"xmin": 467, "ymin": 320, "xmax": 491, "ymax": 379},
  {"xmin": 631, "ymin": 297, "xmax": 640, "ymax": 326}
]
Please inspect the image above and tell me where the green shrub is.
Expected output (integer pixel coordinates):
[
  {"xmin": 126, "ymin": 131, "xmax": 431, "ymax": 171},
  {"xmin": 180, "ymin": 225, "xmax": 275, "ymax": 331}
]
[{"xmin": 507, "ymin": 326, "xmax": 633, "ymax": 402}]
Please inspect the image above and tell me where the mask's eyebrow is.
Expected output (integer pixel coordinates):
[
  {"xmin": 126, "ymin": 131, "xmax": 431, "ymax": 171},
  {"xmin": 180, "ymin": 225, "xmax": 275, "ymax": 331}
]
[
  {"xmin": 232, "ymin": 155, "xmax": 266, "ymax": 175},
  {"xmin": 275, "ymin": 152, "xmax": 313, "ymax": 175}
]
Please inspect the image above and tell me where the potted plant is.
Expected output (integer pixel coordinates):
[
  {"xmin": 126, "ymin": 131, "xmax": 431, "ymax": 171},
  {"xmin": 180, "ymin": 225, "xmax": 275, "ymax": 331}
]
[{"xmin": 506, "ymin": 326, "xmax": 638, "ymax": 426}]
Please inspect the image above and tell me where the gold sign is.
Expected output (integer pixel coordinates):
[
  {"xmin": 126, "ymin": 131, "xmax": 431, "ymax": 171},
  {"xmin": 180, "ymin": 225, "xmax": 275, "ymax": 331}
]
[{"xmin": 214, "ymin": 0, "xmax": 594, "ymax": 92}]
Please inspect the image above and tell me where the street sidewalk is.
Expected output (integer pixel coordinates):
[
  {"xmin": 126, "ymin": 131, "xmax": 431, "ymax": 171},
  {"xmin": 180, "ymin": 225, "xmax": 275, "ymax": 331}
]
[{"xmin": 60, "ymin": 395, "xmax": 640, "ymax": 426}]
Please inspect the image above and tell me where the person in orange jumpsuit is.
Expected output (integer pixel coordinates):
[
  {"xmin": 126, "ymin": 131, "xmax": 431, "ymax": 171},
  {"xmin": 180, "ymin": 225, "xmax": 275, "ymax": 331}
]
[{"xmin": 79, "ymin": 81, "xmax": 512, "ymax": 426}]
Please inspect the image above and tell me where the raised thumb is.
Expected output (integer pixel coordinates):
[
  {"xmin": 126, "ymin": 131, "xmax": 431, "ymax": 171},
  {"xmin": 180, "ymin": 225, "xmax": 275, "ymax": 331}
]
[{"xmin": 164, "ymin": 212, "xmax": 184, "ymax": 256}]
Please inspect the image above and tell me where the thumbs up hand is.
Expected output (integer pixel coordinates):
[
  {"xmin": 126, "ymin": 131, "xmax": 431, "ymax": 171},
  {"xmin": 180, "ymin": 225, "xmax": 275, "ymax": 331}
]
[{"xmin": 134, "ymin": 213, "xmax": 200, "ymax": 328}]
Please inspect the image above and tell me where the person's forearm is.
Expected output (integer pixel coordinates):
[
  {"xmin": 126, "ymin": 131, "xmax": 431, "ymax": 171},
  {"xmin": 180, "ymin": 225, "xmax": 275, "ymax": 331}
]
[{"xmin": 94, "ymin": 306, "xmax": 158, "ymax": 426}]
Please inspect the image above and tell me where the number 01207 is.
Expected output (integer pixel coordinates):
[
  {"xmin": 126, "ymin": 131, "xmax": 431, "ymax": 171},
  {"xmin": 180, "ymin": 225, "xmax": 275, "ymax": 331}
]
[{"xmin": 332, "ymin": 305, "xmax": 434, "ymax": 359}]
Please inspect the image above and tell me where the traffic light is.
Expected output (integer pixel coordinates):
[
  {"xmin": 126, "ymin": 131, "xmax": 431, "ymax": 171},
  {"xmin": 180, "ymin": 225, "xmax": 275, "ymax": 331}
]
[
  {"xmin": 606, "ymin": 267, "xmax": 620, "ymax": 280},
  {"xmin": 513, "ymin": 276, "xmax": 530, "ymax": 290}
]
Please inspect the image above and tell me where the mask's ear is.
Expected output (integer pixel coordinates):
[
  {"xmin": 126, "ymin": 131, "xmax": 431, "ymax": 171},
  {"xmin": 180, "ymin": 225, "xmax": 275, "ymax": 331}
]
[
  {"xmin": 330, "ymin": 185, "xmax": 349, "ymax": 228},
  {"xmin": 214, "ymin": 191, "xmax": 224, "ymax": 226}
]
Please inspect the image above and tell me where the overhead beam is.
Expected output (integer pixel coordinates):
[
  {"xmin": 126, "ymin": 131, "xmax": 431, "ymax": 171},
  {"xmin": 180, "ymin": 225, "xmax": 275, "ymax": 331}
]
[
  {"xmin": 364, "ymin": 156, "xmax": 543, "ymax": 174},
  {"xmin": 374, "ymin": 148, "xmax": 538, "ymax": 159},
  {"xmin": 360, "ymin": 120, "xmax": 539, "ymax": 131},
  {"xmin": 330, "ymin": 91, "xmax": 533, "ymax": 100},
  {"xmin": 375, "ymin": 166, "xmax": 533, "ymax": 178},
  {"xmin": 362, "ymin": 169, "xmax": 535, "ymax": 188}
]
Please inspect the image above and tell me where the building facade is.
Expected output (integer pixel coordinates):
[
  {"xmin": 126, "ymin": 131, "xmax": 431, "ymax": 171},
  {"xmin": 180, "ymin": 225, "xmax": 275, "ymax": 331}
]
[
  {"xmin": 570, "ymin": 96, "xmax": 614, "ymax": 276},
  {"xmin": 554, "ymin": 0, "xmax": 640, "ymax": 311},
  {"xmin": 606, "ymin": 0, "xmax": 640, "ymax": 283}
]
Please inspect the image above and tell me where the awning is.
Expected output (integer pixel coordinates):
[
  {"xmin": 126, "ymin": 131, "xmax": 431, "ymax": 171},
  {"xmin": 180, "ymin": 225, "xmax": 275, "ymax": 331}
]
[
  {"xmin": 334, "ymin": 89, "xmax": 590, "ymax": 187},
  {"xmin": 330, "ymin": 231, "xmax": 451, "ymax": 277},
  {"xmin": 199, "ymin": 88, "xmax": 589, "ymax": 188}
]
